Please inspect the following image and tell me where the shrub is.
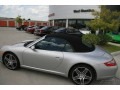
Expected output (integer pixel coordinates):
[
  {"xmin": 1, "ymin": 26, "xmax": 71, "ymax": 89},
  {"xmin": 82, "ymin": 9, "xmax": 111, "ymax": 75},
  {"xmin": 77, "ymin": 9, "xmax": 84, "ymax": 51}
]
[
  {"xmin": 82, "ymin": 34, "xmax": 100, "ymax": 45},
  {"xmin": 98, "ymin": 34, "xmax": 112, "ymax": 45}
]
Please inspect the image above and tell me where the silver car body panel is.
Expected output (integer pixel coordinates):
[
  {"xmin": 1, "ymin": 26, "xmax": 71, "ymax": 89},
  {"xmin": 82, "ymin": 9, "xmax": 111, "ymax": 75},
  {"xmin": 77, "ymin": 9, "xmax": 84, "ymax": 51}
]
[{"xmin": 0, "ymin": 36, "xmax": 118, "ymax": 80}]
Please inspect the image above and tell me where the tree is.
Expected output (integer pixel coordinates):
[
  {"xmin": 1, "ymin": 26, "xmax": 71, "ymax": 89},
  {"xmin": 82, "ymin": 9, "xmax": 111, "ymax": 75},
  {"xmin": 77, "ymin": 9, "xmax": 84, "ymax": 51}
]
[
  {"xmin": 15, "ymin": 15, "xmax": 22, "ymax": 26},
  {"xmin": 28, "ymin": 18, "xmax": 31, "ymax": 20},
  {"xmin": 87, "ymin": 6, "xmax": 120, "ymax": 34},
  {"xmin": 22, "ymin": 18, "xmax": 25, "ymax": 20},
  {"xmin": 84, "ymin": 6, "xmax": 120, "ymax": 45}
]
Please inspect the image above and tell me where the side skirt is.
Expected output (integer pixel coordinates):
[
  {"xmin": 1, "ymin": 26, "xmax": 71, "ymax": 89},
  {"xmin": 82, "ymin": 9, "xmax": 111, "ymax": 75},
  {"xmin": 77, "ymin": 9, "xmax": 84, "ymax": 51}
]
[{"xmin": 21, "ymin": 65, "xmax": 67, "ymax": 77}]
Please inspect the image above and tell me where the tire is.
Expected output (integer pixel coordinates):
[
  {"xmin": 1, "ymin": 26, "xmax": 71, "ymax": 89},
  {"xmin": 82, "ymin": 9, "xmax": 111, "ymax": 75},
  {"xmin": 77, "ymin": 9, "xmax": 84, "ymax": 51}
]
[
  {"xmin": 69, "ymin": 64, "xmax": 95, "ymax": 85},
  {"xmin": 34, "ymin": 33, "xmax": 36, "ymax": 36},
  {"xmin": 3, "ymin": 53, "xmax": 20, "ymax": 70}
]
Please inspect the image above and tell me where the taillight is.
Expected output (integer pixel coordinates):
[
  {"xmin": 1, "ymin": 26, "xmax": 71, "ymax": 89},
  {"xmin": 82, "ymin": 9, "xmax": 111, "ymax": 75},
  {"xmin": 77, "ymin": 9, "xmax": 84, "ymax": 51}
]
[
  {"xmin": 40, "ymin": 30, "xmax": 44, "ymax": 33},
  {"xmin": 104, "ymin": 59, "xmax": 117, "ymax": 66}
]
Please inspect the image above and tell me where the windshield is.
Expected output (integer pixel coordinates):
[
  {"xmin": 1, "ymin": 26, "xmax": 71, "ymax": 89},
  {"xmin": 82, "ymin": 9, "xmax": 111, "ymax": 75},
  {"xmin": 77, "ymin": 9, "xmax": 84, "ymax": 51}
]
[
  {"xmin": 56, "ymin": 28, "xmax": 65, "ymax": 31},
  {"xmin": 24, "ymin": 36, "xmax": 46, "ymax": 47},
  {"xmin": 41, "ymin": 26, "xmax": 50, "ymax": 30},
  {"xmin": 112, "ymin": 31, "xmax": 120, "ymax": 35},
  {"xmin": 24, "ymin": 41, "xmax": 34, "ymax": 47}
]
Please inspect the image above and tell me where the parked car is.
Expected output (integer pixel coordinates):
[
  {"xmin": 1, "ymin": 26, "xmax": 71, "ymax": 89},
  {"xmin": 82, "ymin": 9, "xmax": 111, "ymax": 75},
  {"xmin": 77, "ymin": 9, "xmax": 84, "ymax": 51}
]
[
  {"xmin": 71, "ymin": 23, "xmax": 86, "ymax": 29},
  {"xmin": 53, "ymin": 27, "xmax": 83, "ymax": 35},
  {"xmin": 16, "ymin": 25, "xmax": 27, "ymax": 30},
  {"xmin": 0, "ymin": 34, "xmax": 117, "ymax": 85},
  {"xmin": 24, "ymin": 26, "xmax": 30, "ymax": 31},
  {"xmin": 26, "ymin": 26, "xmax": 37, "ymax": 34},
  {"xmin": 107, "ymin": 31, "xmax": 120, "ymax": 42},
  {"xmin": 34, "ymin": 26, "xmax": 60, "ymax": 36},
  {"xmin": 53, "ymin": 27, "xmax": 67, "ymax": 33},
  {"xmin": 34, "ymin": 26, "xmax": 46, "ymax": 35},
  {"xmin": 34, "ymin": 26, "xmax": 52, "ymax": 36},
  {"xmin": 79, "ymin": 28, "xmax": 91, "ymax": 34}
]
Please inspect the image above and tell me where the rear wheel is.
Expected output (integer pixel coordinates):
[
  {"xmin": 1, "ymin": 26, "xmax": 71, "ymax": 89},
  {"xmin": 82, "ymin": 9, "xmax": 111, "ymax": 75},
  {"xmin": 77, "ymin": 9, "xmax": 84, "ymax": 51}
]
[
  {"xmin": 34, "ymin": 33, "xmax": 37, "ymax": 36},
  {"xmin": 3, "ymin": 53, "xmax": 20, "ymax": 70},
  {"xmin": 70, "ymin": 65, "xmax": 95, "ymax": 85}
]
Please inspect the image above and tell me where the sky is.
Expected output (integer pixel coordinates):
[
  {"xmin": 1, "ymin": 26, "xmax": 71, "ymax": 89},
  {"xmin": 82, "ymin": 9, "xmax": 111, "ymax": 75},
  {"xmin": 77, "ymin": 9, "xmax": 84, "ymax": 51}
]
[{"xmin": 0, "ymin": 5, "xmax": 49, "ymax": 21}]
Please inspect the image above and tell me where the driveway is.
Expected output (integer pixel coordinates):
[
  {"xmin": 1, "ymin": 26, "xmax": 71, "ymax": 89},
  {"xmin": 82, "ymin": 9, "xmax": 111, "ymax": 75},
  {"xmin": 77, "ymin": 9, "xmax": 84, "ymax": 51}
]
[{"xmin": 0, "ymin": 27, "xmax": 120, "ymax": 85}]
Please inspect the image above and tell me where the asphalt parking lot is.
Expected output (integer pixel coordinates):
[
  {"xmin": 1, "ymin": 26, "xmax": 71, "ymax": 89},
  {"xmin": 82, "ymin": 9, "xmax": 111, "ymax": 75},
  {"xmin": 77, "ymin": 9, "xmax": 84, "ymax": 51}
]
[{"xmin": 0, "ymin": 27, "xmax": 120, "ymax": 85}]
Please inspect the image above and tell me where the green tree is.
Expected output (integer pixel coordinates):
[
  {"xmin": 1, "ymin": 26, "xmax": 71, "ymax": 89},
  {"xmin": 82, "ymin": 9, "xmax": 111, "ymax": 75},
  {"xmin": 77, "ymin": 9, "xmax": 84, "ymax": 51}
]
[
  {"xmin": 15, "ymin": 15, "xmax": 22, "ymax": 25},
  {"xmin": 87, "ymin": 6, "xmax": 120, "ymax": 34},
  {"xmin": 28, "ymin": 18, "xmax": 31, "ymax": 20},
  {"xmin": 22, "ymin": 18, "xmax": 25, "ymax": 20},
  {"xmin": 84, "ymin": 6, "xmax": 120, "ymax": 45}
]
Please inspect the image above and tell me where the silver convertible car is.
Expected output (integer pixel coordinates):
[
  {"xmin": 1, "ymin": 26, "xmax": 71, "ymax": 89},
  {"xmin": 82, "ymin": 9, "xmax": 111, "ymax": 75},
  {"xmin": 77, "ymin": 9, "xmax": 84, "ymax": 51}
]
[{"xmin": 0, "ymin": 34, "xmax": 118, "ymax": 85}]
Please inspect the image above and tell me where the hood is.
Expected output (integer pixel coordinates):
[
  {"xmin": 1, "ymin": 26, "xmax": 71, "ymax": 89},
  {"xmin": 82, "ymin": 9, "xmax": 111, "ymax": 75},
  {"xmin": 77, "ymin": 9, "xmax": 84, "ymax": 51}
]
[{"xmin": 12, "ymin": 42, "xmax": 25, "ymax": 47}]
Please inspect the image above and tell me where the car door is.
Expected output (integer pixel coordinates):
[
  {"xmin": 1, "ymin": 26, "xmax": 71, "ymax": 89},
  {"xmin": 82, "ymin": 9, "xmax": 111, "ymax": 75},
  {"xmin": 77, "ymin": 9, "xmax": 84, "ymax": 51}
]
[{"xmin": 22, "ymin": 37, "xmax": 64, "ymax": 70}]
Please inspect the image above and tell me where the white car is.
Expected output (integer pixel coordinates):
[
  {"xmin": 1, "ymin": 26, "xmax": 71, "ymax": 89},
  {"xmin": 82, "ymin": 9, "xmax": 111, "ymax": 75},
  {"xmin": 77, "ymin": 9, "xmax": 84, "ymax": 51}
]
[{"xmin": 79, "ymin": 28, "xmax": 91, "ymax": 34}]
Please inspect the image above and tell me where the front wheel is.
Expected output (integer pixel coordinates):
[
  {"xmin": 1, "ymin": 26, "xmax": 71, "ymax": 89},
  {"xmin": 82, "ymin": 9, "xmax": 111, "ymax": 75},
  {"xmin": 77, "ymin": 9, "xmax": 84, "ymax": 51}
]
[
  {"xmin": 3, "ymin": 53, "xmax": 20, "ymax": 70},
  {"xmin": 70, "ymin": 65, "xmax": 95, "ymax": 85}
]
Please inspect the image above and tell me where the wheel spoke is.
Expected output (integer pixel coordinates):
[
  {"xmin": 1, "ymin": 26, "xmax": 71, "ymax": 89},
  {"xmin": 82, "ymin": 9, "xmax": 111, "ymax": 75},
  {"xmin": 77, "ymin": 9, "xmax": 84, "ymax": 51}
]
[
  {"xmin": 73, "ymin": 75, "xmax": 79, "ymax": 80},
  {"xmin": 9, "ymin": 55, "xmax": 13, "ymax": 60},
  {"xmin": 4, "ymin": 57, "xmax": 10, "ymax": 62},
  {"xmin": 12, "ymin": 60, "xmax": 17, "ymax": 64},
  {"xmin": 10, "ymin": 64, "xmax": 16, "ymax": 69},
  {"xmin": 75, "ymin": 68, "xmax": 81, "ymax": 75},
  {"xmin": 85, "ymin": 76, "xmax": 92, "ymax": 80},
  {"xmin": 80, "ymin": 78, "xmax": 85, "ymax": 85},
  {"xmin": 5, "ymin": 62, "xmax": 10, "ymax": 67},
  {"xmin": 82, "ymin": 68, "xmax": 88, "ymax": 75}
]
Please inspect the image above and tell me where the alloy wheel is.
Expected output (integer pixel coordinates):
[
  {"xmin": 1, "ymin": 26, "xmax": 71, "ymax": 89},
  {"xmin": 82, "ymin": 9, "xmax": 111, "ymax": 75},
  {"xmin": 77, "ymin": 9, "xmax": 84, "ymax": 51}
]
[
  {"xmin": 3, "ymin": 53, "xmax": 18, "ymax": 70},
  {"xmin": 71, "ymin": 67, "xmax": 93, "ymax": 85}
]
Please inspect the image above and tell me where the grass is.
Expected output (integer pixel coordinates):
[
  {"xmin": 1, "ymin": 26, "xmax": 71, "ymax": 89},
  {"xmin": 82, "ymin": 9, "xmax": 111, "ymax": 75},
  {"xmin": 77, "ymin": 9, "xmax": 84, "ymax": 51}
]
[{"xmin": 101, "ymin": 44, "xmax": 120, "ymax": 53}]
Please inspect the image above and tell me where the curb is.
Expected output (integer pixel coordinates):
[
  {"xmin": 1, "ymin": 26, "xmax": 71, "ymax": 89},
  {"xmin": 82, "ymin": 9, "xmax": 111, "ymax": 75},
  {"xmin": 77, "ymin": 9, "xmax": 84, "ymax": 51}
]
[{"xmin": 111, "ymin": 51, "xmax": 120, "ymax": 56}]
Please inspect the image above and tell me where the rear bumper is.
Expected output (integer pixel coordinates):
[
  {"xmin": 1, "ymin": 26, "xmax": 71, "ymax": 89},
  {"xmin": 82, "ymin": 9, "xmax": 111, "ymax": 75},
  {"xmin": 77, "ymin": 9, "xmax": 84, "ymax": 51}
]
[
  {"xmin": 96, "ymin": 64, "xmax": 118, "ymax": 80},
  {"xmin": 34, "ymin": 31, "xmax": 37, "ymax": 33},
  {"xmin": 27, "ymin": 30, "xmax": 34, "ymax": 33}
]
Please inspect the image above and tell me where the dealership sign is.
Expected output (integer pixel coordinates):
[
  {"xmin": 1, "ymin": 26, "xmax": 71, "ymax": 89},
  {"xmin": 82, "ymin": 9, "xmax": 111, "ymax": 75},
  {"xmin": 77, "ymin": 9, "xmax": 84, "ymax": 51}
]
[
  {"xmin": 74, "ymin": 9, "xmax": 95, "ymax": 13},
  {"xmin": 48, "ymin": 13, "xmax": 55, "ymax": 17}
]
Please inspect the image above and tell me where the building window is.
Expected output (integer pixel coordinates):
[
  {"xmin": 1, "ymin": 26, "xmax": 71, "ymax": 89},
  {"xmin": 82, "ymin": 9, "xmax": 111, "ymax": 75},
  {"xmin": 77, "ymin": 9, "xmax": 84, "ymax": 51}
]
[
  {"xmin": 77, "ymin": 20, "xmax": 84, "ymax": 25},
  {"xmin": 68, "ymin": 19, "xmax": 76, "ymax": 27},
  {"xmin": 49, "ymin": 20, "xmax": 53, "ymax": 26},
  {"xmin": 54, "ymin": 19, "xmax": 66, "ymax": 27}
]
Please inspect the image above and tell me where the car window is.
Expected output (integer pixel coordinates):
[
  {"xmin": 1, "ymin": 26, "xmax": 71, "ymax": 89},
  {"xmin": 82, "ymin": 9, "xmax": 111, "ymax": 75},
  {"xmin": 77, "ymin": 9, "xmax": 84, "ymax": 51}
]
[
  {"xmin": 64, "ymin": 43, "xmax": 74, "ymax": 52},
  {"xmin": 67, "ymin": 29, "xmax": 80, "ymax": 33},
  {"xmin": 47, "ymin": 27, "xmax": 52, "ymax": 30},
  {"xmin": 41, "ymin": 26, "xmax": 50, "ymax": 30},
  {"xmin": 112, "ymin": 31, "xmax": 119, "ymax": 35},
  {"xmin": 35, "ymin": 38, "xmax": 51, "ymax": 50},
  {"xmin": 55, "ymin": 28, "xmax": 66, "ymax": 33},
  {"xmin": 56, "ymin": 28, "xmax": 65, "ymax": 31},
  {"xmin": 35, "ymin": 37, "xmax": 74, "ymax": 52}
]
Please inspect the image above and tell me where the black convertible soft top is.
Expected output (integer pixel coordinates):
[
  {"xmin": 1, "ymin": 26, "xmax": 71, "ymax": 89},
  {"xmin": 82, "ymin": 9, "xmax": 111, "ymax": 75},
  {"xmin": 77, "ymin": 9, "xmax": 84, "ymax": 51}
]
[{"xmin": 46, "ymin": 34, "xmax": 95, "ymax": 52}]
